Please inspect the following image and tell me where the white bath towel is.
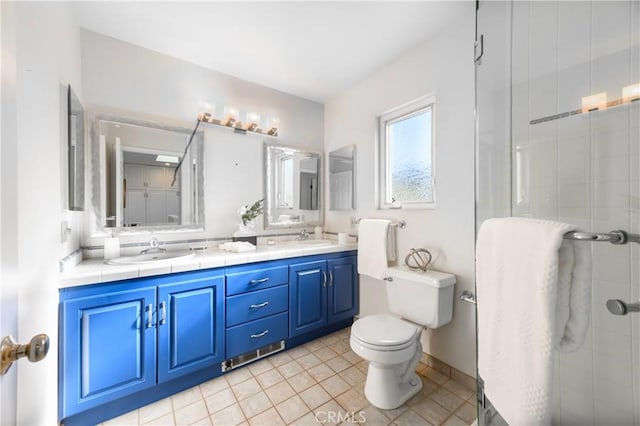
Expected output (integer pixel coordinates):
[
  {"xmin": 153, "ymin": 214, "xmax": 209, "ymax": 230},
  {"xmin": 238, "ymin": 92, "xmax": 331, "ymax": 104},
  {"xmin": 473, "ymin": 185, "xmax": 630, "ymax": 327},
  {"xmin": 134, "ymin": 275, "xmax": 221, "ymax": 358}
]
[
  {"xmin": 218, "ymin": 241, "xmax": 256, "ymax": 253},
  {"xmin": 357, "ymin": 219, "xmax": 391, "ymax": 279},
  {"xmin": 476, "ymin": 217, "xmax": 591, "ymax": 425}
]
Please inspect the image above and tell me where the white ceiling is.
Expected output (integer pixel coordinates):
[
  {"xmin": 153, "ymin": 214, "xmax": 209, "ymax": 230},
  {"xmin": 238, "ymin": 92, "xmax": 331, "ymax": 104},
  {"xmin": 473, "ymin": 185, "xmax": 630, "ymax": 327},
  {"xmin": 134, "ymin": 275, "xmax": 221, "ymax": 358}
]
[{"xmin": 71, "ymin": 1, "xmax": 470, "ymax": 103}]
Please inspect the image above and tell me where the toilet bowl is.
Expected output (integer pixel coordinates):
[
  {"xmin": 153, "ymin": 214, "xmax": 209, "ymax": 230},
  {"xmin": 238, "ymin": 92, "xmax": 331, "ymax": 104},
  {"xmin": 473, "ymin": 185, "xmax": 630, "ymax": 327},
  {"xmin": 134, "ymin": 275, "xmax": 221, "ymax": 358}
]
[
  {"xmin": 350, "ymin": 314, "xmax": 424, "ymax": 409},
  {"xmin": 350, "ymin": 266, "xmax": 455, "ymax": 410}
]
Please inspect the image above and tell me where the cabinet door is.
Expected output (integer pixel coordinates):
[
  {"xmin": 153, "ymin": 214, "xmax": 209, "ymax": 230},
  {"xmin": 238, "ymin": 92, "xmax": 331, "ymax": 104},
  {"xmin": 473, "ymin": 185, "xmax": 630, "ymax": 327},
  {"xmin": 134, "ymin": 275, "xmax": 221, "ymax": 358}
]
[
  {"xmin": 327, "ymin": 256, "xmax": 359, "ymax": 324},
  {"xmin": 289, "ymin": 260, "xmax": 327, "ymax": 337},
  {"xmin": 124, "ymin": 189, "xmax": 146, "ymax": 226},
  {"xmin": 124, "ymin": 163, "xmax": 146, "ymax": 189},
  {"xmin": 60, "ymin": 287, "xmax": 157, "ymax": 418},
  {"xmin": 147, "ymin": 190, "xmax": 167, "ymax": 225},
  {"xmin": 166, "ymin": 190, "xmax": 180, "ymax": 223},
  {"xmin": 146, "ymin": 166, "xmax": 166, "ymax": 189},
  {"xmin": 157, "ymin": 273, "xmax": 225, "ymax": 383}
]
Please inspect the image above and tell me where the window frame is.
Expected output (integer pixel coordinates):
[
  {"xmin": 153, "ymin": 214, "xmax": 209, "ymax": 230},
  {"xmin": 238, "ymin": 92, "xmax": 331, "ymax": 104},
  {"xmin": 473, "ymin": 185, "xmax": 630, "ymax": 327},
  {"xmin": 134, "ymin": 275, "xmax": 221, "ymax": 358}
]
[{"xmin": 377, "ymin": 93, "xmax": 437, "ymax": 210}]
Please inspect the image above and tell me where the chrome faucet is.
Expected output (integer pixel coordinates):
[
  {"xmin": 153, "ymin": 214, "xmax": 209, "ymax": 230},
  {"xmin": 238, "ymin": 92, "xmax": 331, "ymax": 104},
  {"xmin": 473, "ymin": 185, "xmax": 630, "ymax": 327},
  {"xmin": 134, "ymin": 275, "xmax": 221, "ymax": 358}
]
[
  {"xmin": 297, "ymin": 229, "xmax": 310, "ymax": 240},
  {"xmin": 140, "ymin": 237, "xmax": 167, "ymax": 254}
]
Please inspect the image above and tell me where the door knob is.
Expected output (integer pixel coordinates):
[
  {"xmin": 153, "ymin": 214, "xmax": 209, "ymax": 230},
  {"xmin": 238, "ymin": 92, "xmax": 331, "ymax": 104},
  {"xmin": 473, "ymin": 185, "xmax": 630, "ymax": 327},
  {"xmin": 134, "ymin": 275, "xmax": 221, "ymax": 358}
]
[
  {"xmin": 0, "ymin": 334, "xmax": 49, "ymax": 375},
  {"xmin": 606, "ymin": 299, "xmax": 640, "ymax": 316}
]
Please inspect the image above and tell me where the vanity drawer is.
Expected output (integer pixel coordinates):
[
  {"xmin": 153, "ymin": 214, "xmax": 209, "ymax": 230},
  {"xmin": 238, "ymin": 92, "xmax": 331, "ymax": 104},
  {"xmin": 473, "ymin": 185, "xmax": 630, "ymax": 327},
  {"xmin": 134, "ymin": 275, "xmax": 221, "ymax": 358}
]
[
  {"xmin": 226, "ymin": 285, "xmax": 288, "ymax": 327},
  {"xmin": 225, "ymin": 312, "xmax": 288, "ymax": 358},
  {"xmin": 225, "ymin": 264, "xmax": 288, "ymax": 296}
]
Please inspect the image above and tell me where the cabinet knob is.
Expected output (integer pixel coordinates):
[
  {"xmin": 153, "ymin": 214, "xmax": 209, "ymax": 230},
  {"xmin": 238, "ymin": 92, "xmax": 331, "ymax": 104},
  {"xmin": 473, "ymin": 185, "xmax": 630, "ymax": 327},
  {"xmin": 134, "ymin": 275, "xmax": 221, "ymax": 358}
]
[{"xmin": 1, "ymin": 334, "xmax": 50, "ymax": 375}]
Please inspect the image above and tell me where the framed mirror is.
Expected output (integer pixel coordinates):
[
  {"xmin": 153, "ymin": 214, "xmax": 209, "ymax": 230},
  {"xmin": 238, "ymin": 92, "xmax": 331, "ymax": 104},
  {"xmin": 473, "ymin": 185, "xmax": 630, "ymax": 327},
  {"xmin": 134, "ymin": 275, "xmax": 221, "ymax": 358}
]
[
  {"xmin": 89, "ymin": 113, "xmax": 204, "ymax": 233},
  {"xmin": 264, "ymin": 142, "xmax": 322, "ymax": 229},
  {"xmin": 68, "ymin": 85, "xmax": 85, "ymax": 211},
  {"xmin": 329, "ymin": 145, "xmax": 355, "ymax": 210}
]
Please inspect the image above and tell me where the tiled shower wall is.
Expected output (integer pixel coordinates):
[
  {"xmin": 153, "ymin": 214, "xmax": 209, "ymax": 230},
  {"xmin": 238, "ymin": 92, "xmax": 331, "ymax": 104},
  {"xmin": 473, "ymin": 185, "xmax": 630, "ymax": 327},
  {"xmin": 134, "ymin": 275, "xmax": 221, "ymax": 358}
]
[{"xmin": 477, "ymin": 1, "xmax": 640, "ymax": 424}]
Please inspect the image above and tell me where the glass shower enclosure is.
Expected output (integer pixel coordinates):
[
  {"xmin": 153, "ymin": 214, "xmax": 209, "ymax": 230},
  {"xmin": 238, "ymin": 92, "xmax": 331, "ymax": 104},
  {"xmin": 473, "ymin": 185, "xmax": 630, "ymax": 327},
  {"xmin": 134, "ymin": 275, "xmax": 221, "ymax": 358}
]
[{"xmin": 475, "ymin": 0, "xmax": 640, "ymax": 424}]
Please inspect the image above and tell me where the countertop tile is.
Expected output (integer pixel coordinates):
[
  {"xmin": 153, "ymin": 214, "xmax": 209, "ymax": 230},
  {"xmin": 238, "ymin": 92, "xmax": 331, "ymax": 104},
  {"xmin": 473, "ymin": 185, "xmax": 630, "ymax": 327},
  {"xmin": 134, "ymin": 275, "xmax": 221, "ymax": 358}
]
[{"xmin": 59, "ymin": 242, "xmax": 357, "ymax": 288}]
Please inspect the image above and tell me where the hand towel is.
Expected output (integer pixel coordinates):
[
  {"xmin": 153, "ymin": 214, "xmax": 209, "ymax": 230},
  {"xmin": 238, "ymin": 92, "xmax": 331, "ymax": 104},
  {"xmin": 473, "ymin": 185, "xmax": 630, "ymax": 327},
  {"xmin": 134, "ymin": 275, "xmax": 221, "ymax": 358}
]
[
  {"xmin": 218, "ymin": 241, "xmax": 256, "ymax": 253},
  {"xmin": 476, "ymin": 217, "xmax": 591, "ymax": 425},
  {"xmin": 386, "ymin": 225, "xmax": 397, "ymax": 262},
  {"xmin": 357, "ymin": 219, "xmax": 391, "ymax": 279}
]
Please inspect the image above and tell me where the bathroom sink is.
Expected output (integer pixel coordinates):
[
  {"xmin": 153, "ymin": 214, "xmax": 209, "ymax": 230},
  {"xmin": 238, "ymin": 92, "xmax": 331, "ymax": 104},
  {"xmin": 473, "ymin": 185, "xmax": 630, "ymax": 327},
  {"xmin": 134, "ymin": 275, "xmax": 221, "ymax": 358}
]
[
  {"xmin": 293, "ymin": 239, "xmax": 333, "ymax": 247},
  {"xmin": 107, "ymin": 251, "xmax": 195, "ymax": 265}
]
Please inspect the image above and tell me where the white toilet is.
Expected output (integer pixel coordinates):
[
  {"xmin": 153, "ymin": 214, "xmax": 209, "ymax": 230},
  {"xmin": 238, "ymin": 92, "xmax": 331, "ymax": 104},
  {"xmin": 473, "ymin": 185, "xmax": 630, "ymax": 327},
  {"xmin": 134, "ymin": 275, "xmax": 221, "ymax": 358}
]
[{"xmin": 350, "ymin": 265, "xmax": 455, "ymax": 410}]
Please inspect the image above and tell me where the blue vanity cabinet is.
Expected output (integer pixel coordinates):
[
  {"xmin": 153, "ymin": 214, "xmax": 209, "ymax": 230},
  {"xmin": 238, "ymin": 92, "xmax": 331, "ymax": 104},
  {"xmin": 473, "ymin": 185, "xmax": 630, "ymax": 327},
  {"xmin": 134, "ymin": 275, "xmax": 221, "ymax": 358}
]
[
  {"xmin": 327, "ymin": 256, "xmax": 359, "ymax": 324},
  {"xmin": 289, "ymin": 254, "xmax": 358, "ymax": 338},
  {"xmin": 224, "ymin": 260, "xmax": 290, "ymax": 358},
  {"xmin": 59, "ymin": 269, "xmax": 225, "ymax": 421},
  {"xmin": 156, "ymin": 272, "xmax": 225, "ymax": 383},
  {"xmin": 60, "ymin": 285, "xmax": 158, "ymax": 418},
  {"xmin": 289, "ymin": 260, "xmax": 328, "ymax": 337}
]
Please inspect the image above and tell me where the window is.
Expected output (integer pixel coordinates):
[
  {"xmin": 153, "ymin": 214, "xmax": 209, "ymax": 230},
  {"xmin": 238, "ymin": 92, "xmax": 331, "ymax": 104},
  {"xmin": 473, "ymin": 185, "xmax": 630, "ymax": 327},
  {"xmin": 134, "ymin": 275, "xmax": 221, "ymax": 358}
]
[{"xmin": 378, "ymin": 94, "xmax": 435, "ymax": 209}]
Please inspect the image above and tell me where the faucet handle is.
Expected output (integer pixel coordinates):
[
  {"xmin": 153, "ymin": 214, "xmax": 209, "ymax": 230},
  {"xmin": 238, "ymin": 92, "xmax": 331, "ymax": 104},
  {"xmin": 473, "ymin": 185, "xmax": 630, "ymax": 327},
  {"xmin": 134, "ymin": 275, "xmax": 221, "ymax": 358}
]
[{"xmin": 150, "ymin": 237, "xmax": 159, "ymax": 249}]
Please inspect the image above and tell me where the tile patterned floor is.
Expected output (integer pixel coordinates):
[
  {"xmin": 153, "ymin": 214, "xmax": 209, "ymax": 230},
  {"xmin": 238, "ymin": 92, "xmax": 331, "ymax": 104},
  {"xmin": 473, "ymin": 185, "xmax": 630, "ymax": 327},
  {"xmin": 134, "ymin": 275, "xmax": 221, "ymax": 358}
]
[{"xmin": 101, "ymin": 328, "xmax": 477, "ymax": 426}]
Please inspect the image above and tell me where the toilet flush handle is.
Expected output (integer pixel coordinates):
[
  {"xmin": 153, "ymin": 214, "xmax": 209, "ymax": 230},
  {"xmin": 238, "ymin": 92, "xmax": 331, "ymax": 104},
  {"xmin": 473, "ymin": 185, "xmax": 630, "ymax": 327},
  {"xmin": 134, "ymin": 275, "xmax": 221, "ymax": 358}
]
[{"xmin": 383, "ymin": 276, "xmax": 393, "ymax": 282}]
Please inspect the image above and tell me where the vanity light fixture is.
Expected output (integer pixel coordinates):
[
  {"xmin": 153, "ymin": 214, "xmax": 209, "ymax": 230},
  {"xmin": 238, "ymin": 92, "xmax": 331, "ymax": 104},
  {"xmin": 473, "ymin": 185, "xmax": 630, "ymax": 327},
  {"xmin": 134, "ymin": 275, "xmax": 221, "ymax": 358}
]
[
  {"xmin": 531, "ymin": 83, "xmax": 639, "ymax": 125},
  {"xmin": 197, "ymin": 109, "xmax": 279, "ymax": 137},
  {"xmin": 171, "ymin": 108, "xmax": 279, "ymax": 186},
  {"xmin": 623, "ymin": 82, "xmax": 640, "ymax": 103}
]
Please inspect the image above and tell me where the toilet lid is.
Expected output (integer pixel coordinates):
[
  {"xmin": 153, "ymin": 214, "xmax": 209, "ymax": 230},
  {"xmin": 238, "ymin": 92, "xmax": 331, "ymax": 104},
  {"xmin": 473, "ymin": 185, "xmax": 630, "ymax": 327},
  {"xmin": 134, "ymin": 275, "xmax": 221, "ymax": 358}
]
[{"xmin": 352, "ymin": 314, "xmax": 419, "ymax": 347}]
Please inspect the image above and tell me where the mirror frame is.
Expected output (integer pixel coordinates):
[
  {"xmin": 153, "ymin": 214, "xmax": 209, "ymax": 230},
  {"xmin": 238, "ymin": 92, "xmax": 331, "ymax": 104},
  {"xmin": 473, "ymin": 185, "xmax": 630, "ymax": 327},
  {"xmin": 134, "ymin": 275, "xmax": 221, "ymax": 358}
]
[
  {"xmin": 328, "ymin": 144, "xmax": 356, "ymax": 211},
  {"xmin": 67, "ymin": 85, "xmax": 85, "ymax": 211},
  {"xmin": 88, "ymin": 110, "xmax": 205, "ymax": 236},
  {"xmin": 264, "ymin": 142, "xmax": 323, "ymax": 229}
]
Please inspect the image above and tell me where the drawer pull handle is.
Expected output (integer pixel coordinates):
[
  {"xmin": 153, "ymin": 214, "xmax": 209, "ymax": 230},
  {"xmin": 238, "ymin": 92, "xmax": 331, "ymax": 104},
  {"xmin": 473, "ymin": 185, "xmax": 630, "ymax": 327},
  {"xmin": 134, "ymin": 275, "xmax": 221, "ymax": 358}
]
[
  {"xmin": 328, "ymin": 271, "xmax": 334, "ymax": 286},
  {"xmin": 322, "ymin": 271, "xmax": 327, "ymax": 288},
  {"xmin": 159, "ymin": 301, "xmax": 166, "ymax": 325},
  {"xmin": 146, "ymin": 304, "xmax": 153, "ymax": 329},
  {"xmin": 249, "ymin": 301, "xmax": 270, "ymax": 309},
  {"xmin": 249, "ymin": 277, "xmax": 269, "ymax": 285},
  {"xmin": 250, "ymin": 330, "xmax": 269, "ymax": 339}
]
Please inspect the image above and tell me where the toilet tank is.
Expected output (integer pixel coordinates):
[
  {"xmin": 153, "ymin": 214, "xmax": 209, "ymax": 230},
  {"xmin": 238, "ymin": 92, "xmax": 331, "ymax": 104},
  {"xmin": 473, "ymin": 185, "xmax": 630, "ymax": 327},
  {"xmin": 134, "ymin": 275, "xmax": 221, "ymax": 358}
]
[{"xmin": 384, "ymin": 265, "xmax": 456, "ymax": 328}]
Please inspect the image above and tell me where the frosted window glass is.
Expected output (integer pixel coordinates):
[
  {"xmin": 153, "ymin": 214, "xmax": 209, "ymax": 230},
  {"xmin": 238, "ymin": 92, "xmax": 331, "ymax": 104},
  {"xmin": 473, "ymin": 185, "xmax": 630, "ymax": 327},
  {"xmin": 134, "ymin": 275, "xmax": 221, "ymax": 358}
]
[{"xmin": 388, "ymin": 108, "xmax": 433, "ymax": 203}]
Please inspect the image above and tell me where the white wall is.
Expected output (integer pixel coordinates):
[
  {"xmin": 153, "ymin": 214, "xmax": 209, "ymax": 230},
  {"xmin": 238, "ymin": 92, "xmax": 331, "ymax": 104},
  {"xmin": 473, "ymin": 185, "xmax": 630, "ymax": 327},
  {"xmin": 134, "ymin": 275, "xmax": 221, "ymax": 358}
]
[
  {"xmin": 80, "ymin": 30, "xmax": 324, "ymax": 247},
  {"xmin": 7, "ymin": 2, "xmax": 83, "ymax": 424},
  {"xmin": 324, "ymin": 7, "xmax": 476, "ymax": 375},
  {"xmin": 1, "ymin": 3, "xmax": 19, "ymax": 423}
]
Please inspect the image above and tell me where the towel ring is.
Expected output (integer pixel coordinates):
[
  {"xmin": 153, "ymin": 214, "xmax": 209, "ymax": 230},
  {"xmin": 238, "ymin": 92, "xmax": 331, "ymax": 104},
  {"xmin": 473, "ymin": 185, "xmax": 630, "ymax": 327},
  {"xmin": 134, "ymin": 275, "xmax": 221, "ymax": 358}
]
[{"xmin": 404, "ymin": 248, "xmax": 432, "ymax": 272}]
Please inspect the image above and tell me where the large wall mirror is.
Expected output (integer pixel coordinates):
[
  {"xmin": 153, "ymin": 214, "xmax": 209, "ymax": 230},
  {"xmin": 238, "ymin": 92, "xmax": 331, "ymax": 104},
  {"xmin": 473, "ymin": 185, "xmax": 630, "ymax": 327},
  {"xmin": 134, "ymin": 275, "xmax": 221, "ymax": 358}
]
[
  {"xmin": 329, "ymin": 145, "xmax": 355, "ymax": 210},
  {"xmin": 89, "ymin": 113, "xmax": 204, "ymax": 234},
  {"xmin": 264, "ymin": 142, "xmax": 322, "ymax": 229}
]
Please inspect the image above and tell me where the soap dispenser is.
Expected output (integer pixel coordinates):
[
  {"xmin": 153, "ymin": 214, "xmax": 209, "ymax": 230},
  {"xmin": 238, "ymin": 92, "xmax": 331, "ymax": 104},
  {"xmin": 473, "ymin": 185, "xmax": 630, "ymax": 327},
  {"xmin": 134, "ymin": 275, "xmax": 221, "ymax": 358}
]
[{"xmin": 103, "ymin": 231, "xmax": 120, "ymax": 260}]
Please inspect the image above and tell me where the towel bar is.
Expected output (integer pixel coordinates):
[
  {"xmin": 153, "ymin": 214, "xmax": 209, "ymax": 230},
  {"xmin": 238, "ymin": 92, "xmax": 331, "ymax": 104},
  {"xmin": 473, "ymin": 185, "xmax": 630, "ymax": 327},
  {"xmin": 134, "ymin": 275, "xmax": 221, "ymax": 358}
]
[
  {"xmin": 563, "ymin": 229, "xmax": 640, "ymax": 245},
  {"xmin": 353, "ymin": 218, "xmax": 406, "ymax": 229}
]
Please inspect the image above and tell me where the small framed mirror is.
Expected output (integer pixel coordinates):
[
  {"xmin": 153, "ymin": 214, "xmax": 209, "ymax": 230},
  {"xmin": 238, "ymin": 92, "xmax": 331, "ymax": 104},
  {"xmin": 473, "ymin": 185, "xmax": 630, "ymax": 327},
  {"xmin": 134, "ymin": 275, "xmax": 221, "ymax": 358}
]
[
  {"xmin": 68, "ymin": 85, "xmax": 85, "ymax": 211},
  {"xmin": 264, "ymin": 142, "xmax": 322, "ymax": 229},
  {"xmin": 329, "ymin": 145, "xmax": 355, "ymax": 210}
]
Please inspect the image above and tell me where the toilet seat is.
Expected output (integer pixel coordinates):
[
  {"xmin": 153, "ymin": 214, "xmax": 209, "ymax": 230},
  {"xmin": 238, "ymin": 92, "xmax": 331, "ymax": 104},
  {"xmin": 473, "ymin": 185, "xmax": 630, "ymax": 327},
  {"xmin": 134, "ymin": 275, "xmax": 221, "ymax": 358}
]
[{"xmin": 351, "ymin": 314, "xmax": 420, "ymax": 351}]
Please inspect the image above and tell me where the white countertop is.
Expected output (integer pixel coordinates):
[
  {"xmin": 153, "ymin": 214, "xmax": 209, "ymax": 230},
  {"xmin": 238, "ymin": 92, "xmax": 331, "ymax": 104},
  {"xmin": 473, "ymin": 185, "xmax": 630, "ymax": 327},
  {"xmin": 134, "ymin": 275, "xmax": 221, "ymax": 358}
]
[{"xmin": 59, "ymin": 241, "xmax": 358, "ymax": 289}]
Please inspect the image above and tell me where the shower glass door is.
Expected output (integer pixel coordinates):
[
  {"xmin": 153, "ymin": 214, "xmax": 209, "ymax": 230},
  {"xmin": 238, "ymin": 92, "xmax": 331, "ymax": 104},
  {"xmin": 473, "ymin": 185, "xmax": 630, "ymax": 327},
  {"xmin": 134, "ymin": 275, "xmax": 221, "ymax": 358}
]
[{"xmin": 476, "ymin": 0, "xmax": 640, "ymax": 424}]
